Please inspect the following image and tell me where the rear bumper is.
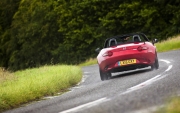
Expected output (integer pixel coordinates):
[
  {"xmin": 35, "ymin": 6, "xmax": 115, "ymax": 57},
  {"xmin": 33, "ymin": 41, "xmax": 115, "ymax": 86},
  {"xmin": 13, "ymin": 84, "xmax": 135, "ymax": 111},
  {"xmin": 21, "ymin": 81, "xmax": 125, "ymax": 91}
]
[
  {"xmin": 98, "ymin": 50, "xmax": 155, "ymax": 72},
  {"xmin": 108, "ymin": 64, "xmax": 150, "ymax": 73}
]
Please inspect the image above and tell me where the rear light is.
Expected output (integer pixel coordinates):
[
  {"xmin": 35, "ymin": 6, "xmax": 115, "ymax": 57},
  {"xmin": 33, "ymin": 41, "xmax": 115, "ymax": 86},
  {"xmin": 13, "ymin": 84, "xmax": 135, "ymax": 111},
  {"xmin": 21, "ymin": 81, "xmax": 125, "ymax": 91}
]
[
  {"xmin": 102, "ymin": 51, "xmax": 113, "ymax": 57},
  {"xmin": 137, "ymin": 46, "xmax": 148, "ymax": 51}
]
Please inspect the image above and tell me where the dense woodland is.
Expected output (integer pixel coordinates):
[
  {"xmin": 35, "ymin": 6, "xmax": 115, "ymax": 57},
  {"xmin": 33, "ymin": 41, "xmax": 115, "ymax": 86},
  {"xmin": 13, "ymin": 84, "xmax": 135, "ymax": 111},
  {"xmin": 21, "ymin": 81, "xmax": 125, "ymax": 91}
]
[{"xmin": 0, "ymin": 0, "xmax": 180, "ymax": 71}]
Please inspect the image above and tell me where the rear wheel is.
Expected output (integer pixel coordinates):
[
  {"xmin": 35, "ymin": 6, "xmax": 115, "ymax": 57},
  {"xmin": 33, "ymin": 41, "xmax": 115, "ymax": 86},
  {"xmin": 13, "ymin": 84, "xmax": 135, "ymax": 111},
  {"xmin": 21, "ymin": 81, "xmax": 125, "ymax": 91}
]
[
  {"xmin": 99, "ymin": 69, "xmax": 112, "ymax": 81},
  {"xmin": 151, "ymin": 56, "xmax": 159, "ymax": 70}
]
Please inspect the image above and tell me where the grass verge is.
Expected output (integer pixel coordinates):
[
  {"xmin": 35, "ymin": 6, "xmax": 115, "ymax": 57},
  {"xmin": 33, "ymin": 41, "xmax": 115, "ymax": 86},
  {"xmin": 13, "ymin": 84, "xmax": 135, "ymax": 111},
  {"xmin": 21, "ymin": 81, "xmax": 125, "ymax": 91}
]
[
  {"xmin": 155, "ymin": 35, "xmax": 180, "ymax": 52},
  {"xmin": 78, "ymin": 58, "xmax": 97, "ymax": 67},
  {"xmin": 156, "ymin": 97, "xmax": 180, "ymax": 113},
  {"xmin": 1, "ymin": 35, "xmax": 180, "ymax": 112},
  {"xmin": 0, "ymin": 65, "xmax": 82, "ymax": 112}
]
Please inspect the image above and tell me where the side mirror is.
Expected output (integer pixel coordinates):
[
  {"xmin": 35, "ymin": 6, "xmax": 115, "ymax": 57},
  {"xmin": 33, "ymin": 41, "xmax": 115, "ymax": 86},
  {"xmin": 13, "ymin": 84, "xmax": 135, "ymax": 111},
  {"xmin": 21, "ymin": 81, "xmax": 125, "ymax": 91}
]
[
  {"xmin": 95, "ymin": 48, "xmax": 101, "ymax": 53},
  {"xmin": 152, "ymin": 39, "xmax": 158, "ymax": 45}
]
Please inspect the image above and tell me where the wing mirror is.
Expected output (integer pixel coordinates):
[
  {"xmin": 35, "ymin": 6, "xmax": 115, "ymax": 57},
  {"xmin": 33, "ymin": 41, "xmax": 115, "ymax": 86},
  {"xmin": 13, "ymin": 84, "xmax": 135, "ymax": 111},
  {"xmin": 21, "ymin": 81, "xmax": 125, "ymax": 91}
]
[
  {"xmin": 95, "ymin": 48, "xmax": 101, "ymax": 53},
  {"xmin": 152, "ymin": 39, "xmax": 158, "ymax": 45}
]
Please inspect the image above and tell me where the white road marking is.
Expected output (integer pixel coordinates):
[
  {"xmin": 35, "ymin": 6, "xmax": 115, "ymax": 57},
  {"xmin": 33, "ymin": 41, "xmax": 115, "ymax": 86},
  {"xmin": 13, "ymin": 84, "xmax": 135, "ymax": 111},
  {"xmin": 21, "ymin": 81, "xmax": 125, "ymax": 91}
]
[
  {"xmin": 122, "ymin": 75, "xmax": 165, "ymax": 94},
  {"xmin": 77, "ymin": 74, "xmax": 87, "ymax": 85},
  {"xmin": 124, "ymin": 75, "xmax": 162, "ymax": 93},
  {"xmin": 84, "ymin": 72, "xmax": 90, "ymax": 74},
  {"xmin": 59, "ymin": 98, "xmax": 109, "ymax": 113},
  {"xmin": 165, "ymin": 65, "xmax": 173, "ymax": 72},
  {"xmin": 59, "ymin": 59, "xmax": 173, "ymax": 113},
  {"xmin": 122, "ymin": 59, "xmax": 173, "ymax": 94},
  {"xmin": 159, "ymin": 59, "xmax": 170, "ymax": 64}
]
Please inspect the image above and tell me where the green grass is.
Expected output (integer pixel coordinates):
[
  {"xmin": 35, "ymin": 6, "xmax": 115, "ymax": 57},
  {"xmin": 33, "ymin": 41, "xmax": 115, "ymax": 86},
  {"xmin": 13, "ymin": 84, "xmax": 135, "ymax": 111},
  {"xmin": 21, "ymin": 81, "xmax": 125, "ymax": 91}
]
[
  {"xmin": 156, "ymin": 97, "xmax": 180, "ymax": 113},
  {"xmin": 1, "ymin": 35, "xmax": 180, "ymax": 112},
  {"xmin": 0, "ymin": 65, "xmax": 82, "ymax": 112},
  {"xmin": 155, "ymin": 35, "xmax": 180, "ymax": 52},
  {"xmin": 78, "ymin": 58, "xmax": 97, "ymax": 67}
]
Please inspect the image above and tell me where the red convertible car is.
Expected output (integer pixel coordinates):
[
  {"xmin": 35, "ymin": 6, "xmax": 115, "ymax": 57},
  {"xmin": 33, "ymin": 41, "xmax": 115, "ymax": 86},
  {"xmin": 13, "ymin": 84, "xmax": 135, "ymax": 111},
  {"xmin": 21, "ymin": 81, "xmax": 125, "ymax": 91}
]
[{"xmin": 96, "ymin": 33, "xmax": 159, "ymax": 81}]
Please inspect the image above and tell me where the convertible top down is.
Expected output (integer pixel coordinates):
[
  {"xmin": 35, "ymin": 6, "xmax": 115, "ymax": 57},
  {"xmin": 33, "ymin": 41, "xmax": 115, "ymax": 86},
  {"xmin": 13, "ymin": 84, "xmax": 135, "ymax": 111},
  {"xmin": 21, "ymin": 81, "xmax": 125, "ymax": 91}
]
[{"xmin": 96, "ymin": 33, "xmax": 159, "ymax": 81}]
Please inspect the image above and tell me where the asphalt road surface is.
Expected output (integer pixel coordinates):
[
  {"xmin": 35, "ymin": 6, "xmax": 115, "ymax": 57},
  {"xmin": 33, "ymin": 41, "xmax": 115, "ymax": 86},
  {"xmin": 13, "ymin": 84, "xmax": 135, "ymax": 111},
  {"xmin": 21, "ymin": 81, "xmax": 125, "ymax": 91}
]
[{"xmin": 4, "ymin": 50, "xmax": 180, "ymax": 113}]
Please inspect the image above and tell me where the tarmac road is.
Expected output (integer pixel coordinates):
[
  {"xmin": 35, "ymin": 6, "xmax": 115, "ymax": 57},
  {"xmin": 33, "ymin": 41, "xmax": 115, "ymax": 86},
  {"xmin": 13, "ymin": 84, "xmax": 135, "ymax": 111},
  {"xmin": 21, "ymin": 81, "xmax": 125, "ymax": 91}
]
[{"xmin": 4, "ymin": 50, "xmax": 180, "ymax": 113}]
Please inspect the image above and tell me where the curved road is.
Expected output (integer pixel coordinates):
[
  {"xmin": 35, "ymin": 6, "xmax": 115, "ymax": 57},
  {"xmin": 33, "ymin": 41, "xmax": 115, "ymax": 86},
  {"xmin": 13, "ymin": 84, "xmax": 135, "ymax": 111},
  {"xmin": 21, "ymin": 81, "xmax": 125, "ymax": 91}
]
[{"xmin": 4, "ymin": 50, "xmax": 180, "ymax": 113}]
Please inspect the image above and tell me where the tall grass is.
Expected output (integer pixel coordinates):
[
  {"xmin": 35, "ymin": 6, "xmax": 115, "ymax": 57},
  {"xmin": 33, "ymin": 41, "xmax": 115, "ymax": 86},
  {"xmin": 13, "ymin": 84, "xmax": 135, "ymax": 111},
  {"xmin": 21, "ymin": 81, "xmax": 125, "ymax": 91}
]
[
  {"xmin": 0, "ymin": 65, "xmax": 82, "ymax": 112},
  {"xmin": 0, "ymin": 68, "xmax": 17, "ymax": 84},
  {"xmin": 155, "ymin": 35, "xmax": 180, "ymax": 52},
  {"xmin": 78, "ymin": 58, "xmax": 97, "ymax": 66}
]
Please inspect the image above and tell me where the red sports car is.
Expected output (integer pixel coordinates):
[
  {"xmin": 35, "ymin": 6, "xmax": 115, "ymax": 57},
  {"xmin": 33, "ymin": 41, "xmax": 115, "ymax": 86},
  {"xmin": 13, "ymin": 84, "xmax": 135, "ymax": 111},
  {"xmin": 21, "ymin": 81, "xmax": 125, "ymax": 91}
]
[{"xmin": 96, "ymin": 33, "xmax": 159, "ymax": 81}]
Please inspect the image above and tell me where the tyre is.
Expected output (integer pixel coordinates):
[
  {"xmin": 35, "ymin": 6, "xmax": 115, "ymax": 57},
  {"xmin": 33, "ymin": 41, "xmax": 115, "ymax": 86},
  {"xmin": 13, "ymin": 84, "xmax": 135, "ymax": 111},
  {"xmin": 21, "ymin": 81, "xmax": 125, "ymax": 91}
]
[
  {"xmin": 99, "ymin": 69, "xmax": 112, "ymax": 81},
  {"xmin": 151, "ymin": 56, "xmax": 159, "ymax": 70}
]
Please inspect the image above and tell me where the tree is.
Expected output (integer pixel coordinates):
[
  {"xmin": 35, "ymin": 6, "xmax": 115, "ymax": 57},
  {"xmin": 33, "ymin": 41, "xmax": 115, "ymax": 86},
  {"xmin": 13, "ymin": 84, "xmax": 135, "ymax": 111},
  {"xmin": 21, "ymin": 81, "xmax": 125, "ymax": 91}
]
[
  {"xmin": 8, "ymin": 0, "xmax": 63, "ymax": 70},
  {"xmin": 57, "ymin": 0, "xmax": 126, "ymax": 63},
  {"xmin": 0, "ymin": 0, "xmax": 21, "ymax": 68},
  {"xmin": 1, "ymin": 0, "xmax": 180, "ymax": 71}
]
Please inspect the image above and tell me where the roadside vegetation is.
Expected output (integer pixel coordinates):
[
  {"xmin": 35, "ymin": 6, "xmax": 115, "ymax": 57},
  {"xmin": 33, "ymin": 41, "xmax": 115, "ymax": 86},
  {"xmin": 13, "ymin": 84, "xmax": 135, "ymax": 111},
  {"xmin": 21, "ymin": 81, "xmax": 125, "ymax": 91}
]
[
  {"xmin": 155, "ymin": 35, "xmax": 180, "ymax": 52},
  {"xmin": 79, "ymin": 58, "xmax": 97, "ymax": 67},
  {"xmin": 0, "ymin": 35, "xmax": 180, "ymax": 112},
  {"xmin": 156, "ymin": 97, "xmax": 180, "ymax": 113},
  {"xmin": 0, "ymin": 65, "xmax": 82, "ymax": 112},
  {"xmin": 0, "ymin": 0, "xmax": 180, "ymax": 112},
  {"xmin": 1, "ymin": 0, "xmax": 180, "ymax": 71}
]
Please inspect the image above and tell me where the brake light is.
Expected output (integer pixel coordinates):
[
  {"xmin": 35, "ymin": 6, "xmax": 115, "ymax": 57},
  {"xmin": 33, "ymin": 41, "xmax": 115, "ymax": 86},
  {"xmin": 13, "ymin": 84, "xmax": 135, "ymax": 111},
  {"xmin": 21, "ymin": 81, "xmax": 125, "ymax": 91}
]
[
  {"xmin": 137, "ymin": 46, "xmax": 148, "ymax": 51},
  {"xmin": 102, "ymin": 51, "xmax": 113, "ymax": 57}
]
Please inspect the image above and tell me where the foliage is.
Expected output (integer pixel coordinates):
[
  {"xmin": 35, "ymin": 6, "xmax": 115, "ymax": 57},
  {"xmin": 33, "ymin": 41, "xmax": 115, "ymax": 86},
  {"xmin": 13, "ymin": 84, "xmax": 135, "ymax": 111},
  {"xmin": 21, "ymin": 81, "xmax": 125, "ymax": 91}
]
[
  {"xmin": 78, "ymin": 58, "xmax": 97, "ymax": 67},
  {"xmin": 0, "ymin": 0, "xmax": 21, "ymax": 68},
  {"xmin": 155, "ymin": 35, "xmax": 180, "ymax": 52},
  {"xmin": 1, "ymin": 0, "xmax": 64, "ymax": 70},
  {"xmin": 0, "ymin": 0, "xmax": 180, "ymax": 71},
  {"xmin": 0, "ymin": 65, "xmax": 82, "ymax": 112}
]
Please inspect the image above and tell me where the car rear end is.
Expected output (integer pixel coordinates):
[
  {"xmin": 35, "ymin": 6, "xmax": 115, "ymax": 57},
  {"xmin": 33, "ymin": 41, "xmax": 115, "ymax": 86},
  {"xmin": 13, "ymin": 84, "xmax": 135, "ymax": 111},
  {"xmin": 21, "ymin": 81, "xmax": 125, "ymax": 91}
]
[{"xmin": 97, "ymin": 42, "xmax": 156, "ymax": 73}]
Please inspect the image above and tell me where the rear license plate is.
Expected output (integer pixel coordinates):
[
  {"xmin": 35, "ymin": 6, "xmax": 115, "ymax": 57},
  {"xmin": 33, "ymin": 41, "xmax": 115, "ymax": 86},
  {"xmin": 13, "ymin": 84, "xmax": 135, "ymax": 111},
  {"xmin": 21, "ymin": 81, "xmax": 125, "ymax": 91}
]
[{"xmin": 118, "ymin": 59, "xmax": 136, "ymax": 66}]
